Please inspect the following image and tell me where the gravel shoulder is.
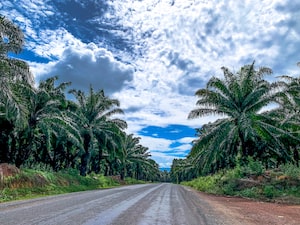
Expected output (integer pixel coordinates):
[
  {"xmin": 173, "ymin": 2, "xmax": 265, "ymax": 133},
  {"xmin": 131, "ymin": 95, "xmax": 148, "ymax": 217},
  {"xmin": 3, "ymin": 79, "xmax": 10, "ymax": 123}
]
[{"xmin": 191, "ymin": 188, "xmax": 300, "ymax": 225}]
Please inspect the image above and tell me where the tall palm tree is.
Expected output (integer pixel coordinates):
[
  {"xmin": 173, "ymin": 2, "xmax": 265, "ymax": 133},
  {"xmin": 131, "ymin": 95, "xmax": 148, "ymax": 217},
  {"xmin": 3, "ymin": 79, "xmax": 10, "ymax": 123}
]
[
  {"xmin": 0, "ymin": 15, "xmax": 24, "ymax": 55},
  {"xmin": 0, "ymin": 15, "xmax": 34, "ymax": 118},
  {"xmin": 70, "ymin": 86, "xmax": 127, "ymax": 176},
  {"xmin": 188, "ymin": 62, "xmax": 290, "ymax": 172},
  {"xmin": 0, "ymin": 15, "xmax": 34, "ymax": 163},
  {"xmin": 14, "ymin": 76, "xmax": 81, "ymax": 168},
  {"xmin": 270, "ymin": 70, "xmax": 300, "ymax": 166}
]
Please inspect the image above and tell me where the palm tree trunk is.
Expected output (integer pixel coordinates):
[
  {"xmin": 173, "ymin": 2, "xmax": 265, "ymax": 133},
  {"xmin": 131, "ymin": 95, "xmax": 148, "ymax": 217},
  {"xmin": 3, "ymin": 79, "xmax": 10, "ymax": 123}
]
[
  {"xmin": 238, "ymin": 129, "xmax": 248, "ymax": 165},
  {"xmin": 294, "ymin": 148, "xmax": 299, "ymax": 167},
  {"xmin": 0, "ymin": 120, "xmax": 14, "ymax": 163},
  {"xmin": 120, "ymin": 161, "xmax": 126, "ymax": 180},
  {"xmin": 80, "ymin": 152, "xmax": 89, "ymax": 176},
  {"xmin": 80, "ymin": 134, "xmax": 91, "ymax": 176}
]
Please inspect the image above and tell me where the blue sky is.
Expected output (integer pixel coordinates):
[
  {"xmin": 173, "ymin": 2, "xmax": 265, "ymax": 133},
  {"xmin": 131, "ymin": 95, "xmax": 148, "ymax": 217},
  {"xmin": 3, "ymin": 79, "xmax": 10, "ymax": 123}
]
[{"xmin": 1, "ymin": 0, "xmax": 300, "ymax": 168}]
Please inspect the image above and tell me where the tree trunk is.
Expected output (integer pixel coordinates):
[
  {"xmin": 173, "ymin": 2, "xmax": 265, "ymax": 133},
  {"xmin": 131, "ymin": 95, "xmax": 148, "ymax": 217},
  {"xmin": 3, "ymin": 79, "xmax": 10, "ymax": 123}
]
[
  {"xmin": 80, "ymin": 133, "xmax": 91, "ymax": 176},
  {"xmin": 80, "ymin": 151, "xmax": 89, "ymax": 176},
  {"xmin": 120, "ymin": 161, "xmax": 126, "ymax": 181},
  {"xmin": 0, "ymin": 119, "xmax": 14, "ymax": 163},
  {"xmin": 294, "ymin": 148, "xmax": 299, "ymax": 167},
  {"xmin": 238, "ymin": 129, "xmax": 248, "ymax": 165}
]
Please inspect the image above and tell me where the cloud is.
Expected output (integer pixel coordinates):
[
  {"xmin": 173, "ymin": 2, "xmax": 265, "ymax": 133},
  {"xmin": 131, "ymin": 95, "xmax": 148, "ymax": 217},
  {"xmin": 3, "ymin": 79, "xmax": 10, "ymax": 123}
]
[
  {"xmin": 136, "ymin": 125, "xmax": 195, "ymax": 167},
  {"xmin": 1, "ymin": 0, "xmax": 135, "ymax": 60},
  {"xmin": 35, "ymin": 43, "xmax": 134, "ymax": 94}
]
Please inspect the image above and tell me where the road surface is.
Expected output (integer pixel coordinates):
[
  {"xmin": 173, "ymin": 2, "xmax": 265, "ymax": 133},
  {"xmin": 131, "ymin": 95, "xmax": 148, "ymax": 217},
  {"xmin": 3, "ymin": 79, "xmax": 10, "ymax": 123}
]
[{"xmin": 0, "ymin": 183, "xmax": 230, "ymax": 225}]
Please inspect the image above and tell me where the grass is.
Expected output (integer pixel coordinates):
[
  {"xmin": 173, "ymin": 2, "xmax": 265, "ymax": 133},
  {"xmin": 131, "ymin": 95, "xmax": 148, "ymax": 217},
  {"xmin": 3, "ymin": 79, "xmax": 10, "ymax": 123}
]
[
  {"xmin": 0, "ymin": 168, "xmax": 144, "ymax": 203},
  {"xmin": 182, "ymin": 163, "xmax": 300, "ymax": 204}
]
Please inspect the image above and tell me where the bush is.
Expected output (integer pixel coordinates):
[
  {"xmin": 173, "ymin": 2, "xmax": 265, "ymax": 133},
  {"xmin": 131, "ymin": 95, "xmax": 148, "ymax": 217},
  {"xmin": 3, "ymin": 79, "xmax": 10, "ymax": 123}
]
[
  {"xmin": 280, "ymin": 163, "xmax": 300, "ymax": 179},
  {"xmin": 182, "ymin": 162, "xmax": 300, "ymax": 203},
  {"xmin": 182, "ymin": 173, "xmax": 222, "ymax": 194},
  {"xmin": 242, "ymin": 157, "xmax": 265, "ymax": 176},
  {"xmin": 239, "ymin": 187, "xmax": 260, "ymax": 198},
  {"xmin": 263, "ymin": 185, "xmax": 277, "ymax": 198}
]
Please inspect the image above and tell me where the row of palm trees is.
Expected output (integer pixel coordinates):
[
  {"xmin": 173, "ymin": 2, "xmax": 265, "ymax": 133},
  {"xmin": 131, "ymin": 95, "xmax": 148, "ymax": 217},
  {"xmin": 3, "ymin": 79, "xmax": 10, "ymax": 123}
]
[
  {"xmin": 0, "ymin": 15, "xmax": 161, "ymax": 181},
  {"xmin": 171, "ymin": 62, "xmax": 300, "ymax": 183}
]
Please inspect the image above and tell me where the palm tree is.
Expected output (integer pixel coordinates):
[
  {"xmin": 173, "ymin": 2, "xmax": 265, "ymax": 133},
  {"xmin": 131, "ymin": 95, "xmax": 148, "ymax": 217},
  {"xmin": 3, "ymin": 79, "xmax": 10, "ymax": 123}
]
[
  {"xmin": 269, "ymin": 69, "xmax": 300, "ymax": 167},
  {"xmin": 118, "ymin": 133, "xmax": 152, "ymax": 180},
  {"xmin": 0, "ymin": 15, "xmax": 34, "ymax": 117},
  {"xmin": 0, "ymin": 15, "xmax": 34, "ymax": 163},
  {"xmin": 0, "ymin": 15, "xmax": 24, "ymax": 55},
  {"xmin": 70, "ymin": 86, "xmax": 127, "ymax": 176},
  {"xmin": 188, "ymin": 62, "xmax": 291, "ymax": 172},
  {"xmin": 170, "ymin": 158, "xmax": 195, "ymax": 183},
  {"xmin": 14, "ymin": 76, "xmax": 81, "ymax": 168}
]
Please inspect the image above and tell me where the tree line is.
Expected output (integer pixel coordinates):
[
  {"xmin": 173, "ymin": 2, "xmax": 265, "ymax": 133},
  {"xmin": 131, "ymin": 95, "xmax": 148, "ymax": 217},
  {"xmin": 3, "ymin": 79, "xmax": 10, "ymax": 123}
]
[
  {"xmin": 171, "ymin": 61, "xmax": 300, "ymax": 183},
  {"xmin": 0, "ymin": 15, "xmax": 161, "ymax": 181}
]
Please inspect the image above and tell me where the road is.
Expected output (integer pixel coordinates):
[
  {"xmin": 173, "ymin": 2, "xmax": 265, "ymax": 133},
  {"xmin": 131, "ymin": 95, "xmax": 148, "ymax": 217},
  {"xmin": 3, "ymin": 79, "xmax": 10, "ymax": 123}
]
[{"xmin": 0, "ymin": 183, "xmax": 231, "ymax": 225}]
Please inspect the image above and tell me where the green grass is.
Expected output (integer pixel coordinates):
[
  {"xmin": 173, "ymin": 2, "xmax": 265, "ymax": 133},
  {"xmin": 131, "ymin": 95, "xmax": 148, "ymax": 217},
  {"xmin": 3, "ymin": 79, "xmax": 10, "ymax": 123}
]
[
  {"xmin": 182, "ymin": 163, "xmax": 300, "ymax": 204},
  {"xmin": 124, "ymin": 177, "xmax": 146, "ymax": 185},
  {"xmin": 0, "ymin": 168, "xmax": 126, "ymax": 202}
]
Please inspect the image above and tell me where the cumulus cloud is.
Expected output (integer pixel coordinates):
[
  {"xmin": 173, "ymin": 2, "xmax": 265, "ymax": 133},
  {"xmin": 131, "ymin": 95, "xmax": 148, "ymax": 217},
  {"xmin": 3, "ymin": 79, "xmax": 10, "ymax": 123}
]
[{"xmin": 35, "ymin": 43, "xmax": 134, "ymax": 94}]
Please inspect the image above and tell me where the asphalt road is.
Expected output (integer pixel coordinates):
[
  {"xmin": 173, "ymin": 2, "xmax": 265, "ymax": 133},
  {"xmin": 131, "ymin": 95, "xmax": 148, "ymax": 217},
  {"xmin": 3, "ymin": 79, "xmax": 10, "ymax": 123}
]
[{"xmin": 0, "ymin": 183, "xmax": 230, "ymax": 225}]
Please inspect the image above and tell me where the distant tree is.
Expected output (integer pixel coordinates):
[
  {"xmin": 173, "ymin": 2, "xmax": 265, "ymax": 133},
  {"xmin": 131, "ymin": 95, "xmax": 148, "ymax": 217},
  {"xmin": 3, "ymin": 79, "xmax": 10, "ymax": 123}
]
[
  {"xmin": 118, "ymin": 133, "xmax": 152, "ymax": 180},
  {"xmin": 170, "ymin": 158, "xmax": 195, "ymax": 183}
]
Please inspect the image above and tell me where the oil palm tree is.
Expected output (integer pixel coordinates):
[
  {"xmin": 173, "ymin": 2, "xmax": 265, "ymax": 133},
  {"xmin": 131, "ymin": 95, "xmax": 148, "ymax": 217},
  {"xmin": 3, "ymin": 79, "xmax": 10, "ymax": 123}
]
[
  {"xmin": 188, "ymin": 62, "xmax": 291, "ymax": 172},
  {"xmin": 0, "ymin": 15, "xmax": 34, "ymax": 119},
  {"xmin": 0, "ymin": 15, "xmax": 34, "ymax": 163},
  {"xmin": 70, "ymin": 86, "xmax": 127, "ymax": 176},
  {"xmin": 119, "ymin": 133, "xmax": 152, "ymax": 180},
  {"xmin": 14, "ymin": 76, "xmax": 81, "ymax": 167},
  {"xmin": 170, "ymin": 158, "xmax": 195, "ymax": 183},
  {"xmin": 269, "ymin": 70, "xmax": 300, "ymax": 166}
]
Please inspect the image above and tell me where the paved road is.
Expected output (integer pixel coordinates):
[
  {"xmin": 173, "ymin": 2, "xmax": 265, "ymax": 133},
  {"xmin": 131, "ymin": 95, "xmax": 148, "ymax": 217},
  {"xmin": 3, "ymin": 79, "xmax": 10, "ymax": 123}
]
[{"xmin": 0, "ymin": 183, "xmax": 229, "ymax": 225}]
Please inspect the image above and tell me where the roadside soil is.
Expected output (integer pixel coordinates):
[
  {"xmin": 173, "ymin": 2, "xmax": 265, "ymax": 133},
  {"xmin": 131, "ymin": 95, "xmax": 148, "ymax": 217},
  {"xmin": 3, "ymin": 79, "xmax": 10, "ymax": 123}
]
[{"xmin": 195, "ymin": 191, "xmax": 300, "ymax": 225}]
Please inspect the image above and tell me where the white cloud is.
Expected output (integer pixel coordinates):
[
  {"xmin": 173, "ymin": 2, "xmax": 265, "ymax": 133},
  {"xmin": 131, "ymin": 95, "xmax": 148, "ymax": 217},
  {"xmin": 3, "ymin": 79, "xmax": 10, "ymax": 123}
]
[
  {"xmin": 31, "ymin": 28, "xmax": 83, "ymax": 59},
  {"xmin": 109, "ymin": 0, "xmax": 298, "ymax": 130},
  {"xmin": 137, "ymin": 134, "xmax": 193, "ymax": 168},
  {"xmin": 33, "ymin": 42, "xmax": 134, "ymax": 94},
  {"xmin": 178, "ymin": 137, "xmax": 195, "ymax": 144},
  {"xmin": 138, "ymin": 136, "xmax": 173, "ymax": 153}
]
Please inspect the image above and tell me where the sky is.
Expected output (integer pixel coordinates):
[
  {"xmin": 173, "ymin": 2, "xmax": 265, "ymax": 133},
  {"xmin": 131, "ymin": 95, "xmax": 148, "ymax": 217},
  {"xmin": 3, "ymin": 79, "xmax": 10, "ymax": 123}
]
[{"xmin": 1, "ymin": 0, "xmax": 300, "ymax": 168}]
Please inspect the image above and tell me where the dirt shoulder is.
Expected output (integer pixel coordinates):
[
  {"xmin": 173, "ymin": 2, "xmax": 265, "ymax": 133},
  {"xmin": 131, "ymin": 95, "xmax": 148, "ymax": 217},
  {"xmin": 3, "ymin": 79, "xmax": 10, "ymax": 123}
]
[{"xmin": 195, "ymin": 191, "xmax": 300, "ymax": 225}]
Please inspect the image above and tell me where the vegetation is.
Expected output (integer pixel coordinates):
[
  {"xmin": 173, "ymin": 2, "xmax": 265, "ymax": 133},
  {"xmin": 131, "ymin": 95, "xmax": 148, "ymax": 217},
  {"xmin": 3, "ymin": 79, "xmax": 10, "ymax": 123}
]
[
  {"xmin": 171, "ymin": 62, "xmax": 300, "ymax": 179},
  {"xmin": 182, "ymin": 162, "xmax": 300, "ymax": 204},
  {"xmin": 0, "ymin": 167, "xmax": 124, "ymax": 202},
  {"xmin": 0, "ymin": 15, "xmax": 161, "ymax": 182},
  {"xmin": 171, "ymin": 61, "xmax": 300, "ymax": 202}
]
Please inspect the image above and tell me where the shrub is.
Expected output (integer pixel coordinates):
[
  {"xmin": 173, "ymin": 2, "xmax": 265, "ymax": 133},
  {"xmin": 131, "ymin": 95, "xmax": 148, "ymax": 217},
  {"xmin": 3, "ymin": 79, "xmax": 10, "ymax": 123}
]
[
  {"xmin": 280, "ymin": 163, "xmax": 300, "ymax": 179},
  {"xmin": 242, "ymin": 157, "xmax": 265, "ymax": 176},
  {"xmin": 263, "ymin": 185, "xmax": 277, "ymax": 198},
  {"xmin": 239, "ymin": 187, "xmax": 260, "ymax": 198}
]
